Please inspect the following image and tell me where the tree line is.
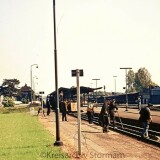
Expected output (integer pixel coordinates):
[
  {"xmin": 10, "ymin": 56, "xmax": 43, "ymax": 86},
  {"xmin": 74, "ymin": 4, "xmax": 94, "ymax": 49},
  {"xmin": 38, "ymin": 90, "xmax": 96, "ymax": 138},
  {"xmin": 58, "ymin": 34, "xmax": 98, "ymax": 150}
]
[
  {"xmin": 127, "ymin": 67, "xmax": 158, "ymax": 93},
  {"xmin": 0, "ymin": 79, "xmax": 20, "ymax": 97},
  {"xmin": 0, "ymin": 67, "xmax": 159, "ymax": 97}
]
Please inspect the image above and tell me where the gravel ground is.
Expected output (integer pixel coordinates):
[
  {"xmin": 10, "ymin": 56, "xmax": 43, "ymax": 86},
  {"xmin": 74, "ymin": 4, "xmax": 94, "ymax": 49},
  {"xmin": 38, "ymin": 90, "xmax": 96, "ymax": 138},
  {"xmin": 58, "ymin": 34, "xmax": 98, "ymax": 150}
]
[{"xmin": 38, "ymin": 111, "xmax": 160, "ymax": 160}]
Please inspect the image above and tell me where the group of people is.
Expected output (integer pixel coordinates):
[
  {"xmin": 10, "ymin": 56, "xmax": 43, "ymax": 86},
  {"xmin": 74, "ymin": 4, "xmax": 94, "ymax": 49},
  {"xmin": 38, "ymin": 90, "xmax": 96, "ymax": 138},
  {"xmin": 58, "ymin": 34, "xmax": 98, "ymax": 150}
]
[
  {"xmin": 87, "ymin": 98, "xmax": 153, "ymax": 138},
  {"xmin": 39, "ymin": 98, "xmax": 69, "ymax": 122},
  {"xmin": 87, "ymin": 99, "xmax": 118, "ymax": 132},
  {"xmin": 44, "ymin": 96, "xmax": 153, "ymax": 139},
  {"xmin": 99, "ymin": 99, "xmax": 118, "ymax": 132}
]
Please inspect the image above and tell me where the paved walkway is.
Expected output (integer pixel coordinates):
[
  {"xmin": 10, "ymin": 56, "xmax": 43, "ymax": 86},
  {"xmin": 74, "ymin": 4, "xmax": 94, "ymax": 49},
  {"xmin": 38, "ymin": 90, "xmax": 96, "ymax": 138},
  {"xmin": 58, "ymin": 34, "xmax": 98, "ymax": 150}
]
[{"xmin": 39, "ymin": 111, "xmax": 160, "ymax": 160}]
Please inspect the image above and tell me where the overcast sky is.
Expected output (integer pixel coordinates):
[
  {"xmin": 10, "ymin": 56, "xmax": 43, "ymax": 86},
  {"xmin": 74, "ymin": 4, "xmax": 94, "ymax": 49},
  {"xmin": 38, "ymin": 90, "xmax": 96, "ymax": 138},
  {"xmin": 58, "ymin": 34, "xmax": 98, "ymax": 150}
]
[{"xmin": 0, "ymin": 0, "xmax": 160, "ymax": 95}]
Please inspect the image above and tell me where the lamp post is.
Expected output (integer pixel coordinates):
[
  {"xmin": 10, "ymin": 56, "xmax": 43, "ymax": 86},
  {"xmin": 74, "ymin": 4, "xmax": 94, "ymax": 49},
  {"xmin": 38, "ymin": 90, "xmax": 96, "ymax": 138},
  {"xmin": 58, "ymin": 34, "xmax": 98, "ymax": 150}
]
[
  {"xmin": 120, "ymin": 67, "xmax": 132, "ymax": 111},
  {"xmin": 30, "ymin": 64, "xmax": 38, "ymax": 103},
  {"xmin": 53, "ymin": 0, "xmax": 63, "ymax": 146},
  {"xmin": 33, "ymin": 76, "xmax": 38, "ymax": 101},
  {"xmin": 113, "ymin": 76, "xmax": 117, "ymax": 100},
  {"xmin": 92, "ymin": 78, "xmax": 100, "ymax": 107}
]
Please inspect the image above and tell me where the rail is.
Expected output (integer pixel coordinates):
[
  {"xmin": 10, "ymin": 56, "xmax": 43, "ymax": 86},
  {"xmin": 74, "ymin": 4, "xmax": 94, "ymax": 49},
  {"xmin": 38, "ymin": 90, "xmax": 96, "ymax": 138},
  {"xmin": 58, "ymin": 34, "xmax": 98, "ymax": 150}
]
[{"xmin": 69, "ymin": 111, "xmax": 160, "ymax": 147}]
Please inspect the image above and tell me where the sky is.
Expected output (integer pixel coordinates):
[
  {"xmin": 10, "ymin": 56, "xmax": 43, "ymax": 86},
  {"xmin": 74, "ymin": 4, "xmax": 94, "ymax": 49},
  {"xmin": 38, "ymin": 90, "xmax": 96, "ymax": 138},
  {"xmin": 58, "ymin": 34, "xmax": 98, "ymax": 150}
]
[{"xmin": 0, "ymin": 0, "xmax": 160, "ymax": 95}]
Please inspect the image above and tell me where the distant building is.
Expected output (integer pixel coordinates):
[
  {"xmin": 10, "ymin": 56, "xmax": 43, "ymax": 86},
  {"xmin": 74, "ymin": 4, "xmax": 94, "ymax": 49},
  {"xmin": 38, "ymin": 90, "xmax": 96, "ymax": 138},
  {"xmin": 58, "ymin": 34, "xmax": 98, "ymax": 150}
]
[{"xmin": 16, "ymin": 84, "xmax": 32, "ymax": 102}]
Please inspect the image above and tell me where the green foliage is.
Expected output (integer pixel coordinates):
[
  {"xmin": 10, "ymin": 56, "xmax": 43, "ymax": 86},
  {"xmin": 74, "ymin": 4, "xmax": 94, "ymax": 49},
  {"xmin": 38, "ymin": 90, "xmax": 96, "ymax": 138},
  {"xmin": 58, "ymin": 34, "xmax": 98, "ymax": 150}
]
[
  {"xmin": 127, "ymin": 70, "xmax": 135, "ymax": 85},
  {"xmin": 2, "ymin": 78, "xmax": 20, "ymax": 86},
  {"xmin": 127, "ymin": 70, "xmax": 136, "ymax": 93},
  {"xmin": 134, "ymin": 67, "xmax": 152, "ymax": 92},
  {"xmin": 2, "ymin": 78, "xmax": 20, "ymax": 97},
  {"xmin": 2, "ymin": 96, "xmax": 15, "ymax": 107},
  {"xmin": 21, "ymin": 98, "xmax": 28, "ymax": 104},
  {"xmin": 127, "ymin": 67, "xmax": 158, "ymax": 93}
]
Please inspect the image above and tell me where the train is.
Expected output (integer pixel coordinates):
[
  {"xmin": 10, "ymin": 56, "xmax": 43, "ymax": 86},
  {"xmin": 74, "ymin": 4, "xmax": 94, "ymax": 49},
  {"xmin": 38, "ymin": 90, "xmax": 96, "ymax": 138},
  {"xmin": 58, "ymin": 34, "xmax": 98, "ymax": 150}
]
[
  {"xmin": 89, "ymin": 87, "xmax": 160, "ymax": 105},
  {"xmin": 48, "ymin": 86, "xmax": 160, "ymax": 110},
  {"xmin": 88, "ymin": 92, "xmax": 139, "ymax": 104}
]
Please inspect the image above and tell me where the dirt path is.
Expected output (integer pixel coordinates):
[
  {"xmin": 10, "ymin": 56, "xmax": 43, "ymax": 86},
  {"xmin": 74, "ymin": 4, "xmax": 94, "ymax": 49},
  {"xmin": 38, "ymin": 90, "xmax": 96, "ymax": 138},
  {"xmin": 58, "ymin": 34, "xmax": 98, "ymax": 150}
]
[{"xmin": 38, "ymin": 112, "xmax": 160, "ymax": 160}]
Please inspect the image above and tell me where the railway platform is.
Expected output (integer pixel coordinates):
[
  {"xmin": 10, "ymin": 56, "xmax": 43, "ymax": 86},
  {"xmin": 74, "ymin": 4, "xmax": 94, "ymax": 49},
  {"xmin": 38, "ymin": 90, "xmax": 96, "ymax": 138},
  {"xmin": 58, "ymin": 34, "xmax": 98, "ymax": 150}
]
[
  {"xmin": 92, "ymin": 106, "xmax": 160, "ymax": 124},
  {"xmin": 39, "ymin": 111, "xmax": 160, "ymax": 160}
]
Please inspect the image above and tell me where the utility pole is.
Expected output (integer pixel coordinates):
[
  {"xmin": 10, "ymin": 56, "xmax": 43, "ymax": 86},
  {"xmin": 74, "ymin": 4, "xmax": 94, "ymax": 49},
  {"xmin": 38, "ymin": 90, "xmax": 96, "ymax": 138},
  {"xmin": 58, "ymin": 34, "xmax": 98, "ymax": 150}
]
[
  {"xmin": 113, "ymin": 76, "xmax": 117, "ymax": 100},
  {"xmin": 30, "ymin": 64, "xmax": 38, "ymax": 104},
  {"xmin": 53, "ymin": 0, "xmax": 63, "ymax": 146},
  {"xmin": 92, "ymin": 79, "xmax": 100, "ymax": 107},
  {"xmin": 120, "ymin": 68, "xmax": 132, "ymax": 111}
]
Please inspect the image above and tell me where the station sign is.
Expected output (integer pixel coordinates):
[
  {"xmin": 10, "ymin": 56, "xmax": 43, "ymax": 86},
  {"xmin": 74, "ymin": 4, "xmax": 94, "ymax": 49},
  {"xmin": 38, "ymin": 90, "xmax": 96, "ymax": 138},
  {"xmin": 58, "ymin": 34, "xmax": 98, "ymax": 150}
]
[
  {"xmin": 39, "ymin": 91, "xmax": 44, "ymax": 94},
  {"xmin": 71, "ymin": 69, "xmax": 83, "ymax": 77}
]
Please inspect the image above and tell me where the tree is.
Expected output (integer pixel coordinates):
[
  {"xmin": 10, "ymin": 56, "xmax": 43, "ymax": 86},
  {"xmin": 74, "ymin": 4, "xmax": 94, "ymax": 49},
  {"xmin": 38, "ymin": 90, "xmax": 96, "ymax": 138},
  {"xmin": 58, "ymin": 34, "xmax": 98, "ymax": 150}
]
[
  {"xmin": 2, "ymin": 79, "xmax": 20, "ymax": 97},
  {"xmin": 2, "ymin": 96, "xmax": 15, "ymax": 107},
  {"xmin": 134, "ymin": 68, "xmax": 152, "ymax": 93},
  {"xmin": 127, "ymin": 70, "xmax": 136, "ymax": 92},
  {"xmin": 2, "ymin": 79, "xmax": 20, "ymax": 86}
]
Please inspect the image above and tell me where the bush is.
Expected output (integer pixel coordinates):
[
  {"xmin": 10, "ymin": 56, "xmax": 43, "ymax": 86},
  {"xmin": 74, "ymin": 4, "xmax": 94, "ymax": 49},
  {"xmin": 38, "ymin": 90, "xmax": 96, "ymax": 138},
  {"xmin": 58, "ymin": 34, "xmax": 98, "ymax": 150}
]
[
  {"xmin": 2, "ymin": 97, "xmax": 15, "ymax": 107},
  {"xmin": 21, "ymin": 98, "xmax": 28, "ymax": 104}
]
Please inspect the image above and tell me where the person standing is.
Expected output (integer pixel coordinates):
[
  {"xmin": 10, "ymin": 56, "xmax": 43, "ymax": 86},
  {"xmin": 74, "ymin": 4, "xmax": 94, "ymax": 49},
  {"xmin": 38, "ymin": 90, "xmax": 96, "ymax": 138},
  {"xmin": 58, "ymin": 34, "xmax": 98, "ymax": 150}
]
[
  {"xmin": 137, "ymin": 96, "xmax": 141, "ymax": 111},
  {"xmin": 108, "ymin": 99, "xmax": 118, "ymax": 129},
  {"xmin": 46, "ymin": 98, "xmax": 51, "ymax": 116},
  {"xmin": 87, "ymin": 100, "xmax": 94, "ymax": 124},
  {"xmin": 99, "ymin": 100, "xmax": 110, "ymax": 132},
  {"xmin": 60, "ymin": 100, "xmax": 68, "ymax": 121},
  {"xmin": 139, "ymin": 103, "xmax": 152, "ymax": 139}
]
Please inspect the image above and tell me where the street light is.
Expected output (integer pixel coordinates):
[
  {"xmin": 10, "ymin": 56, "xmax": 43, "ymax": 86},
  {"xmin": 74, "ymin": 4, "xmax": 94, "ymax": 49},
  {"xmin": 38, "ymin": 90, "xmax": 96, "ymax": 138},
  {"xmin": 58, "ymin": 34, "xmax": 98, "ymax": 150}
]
[
  {"xmin": 113, "ymin": 76, "xmax": 117, "ymax": 100},
  {"xmin": 53, "ymin": 0, "xmax": 63, "ymax": 146},
  {"xmin": 33, "ymin": 76, "xmax": 38, "ymax": 101},
  {"xmin": 120, "ymin": 67, "xmax": 132, "ymax": 111},
  {"xmin": 30, "ymin": 64, "xmax": 38, "ymax": 103},
  {"xmin": 92, "ymin": 78, "xmax": 100, "ymax": 107}
]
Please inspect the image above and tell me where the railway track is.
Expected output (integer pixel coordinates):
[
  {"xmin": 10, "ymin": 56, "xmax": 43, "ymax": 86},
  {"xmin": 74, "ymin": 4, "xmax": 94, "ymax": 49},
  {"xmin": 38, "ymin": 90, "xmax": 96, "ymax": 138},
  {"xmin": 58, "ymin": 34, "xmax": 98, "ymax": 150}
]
[{"xmin": 69, "ymin": 111, "xmax": 160, "ymax": 147}]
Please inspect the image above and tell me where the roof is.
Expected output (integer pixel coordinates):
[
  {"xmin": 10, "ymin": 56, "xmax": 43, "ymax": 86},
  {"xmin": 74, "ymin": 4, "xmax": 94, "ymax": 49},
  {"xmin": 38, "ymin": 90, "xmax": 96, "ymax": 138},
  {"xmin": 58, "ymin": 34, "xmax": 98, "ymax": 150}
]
[
  {"xmin": 20, "ymin": 84, "xmax": 31, "ymax": 92},
  {"xmin": 49, "ymin": 86, "xmax": 103, "ymax": 97}
]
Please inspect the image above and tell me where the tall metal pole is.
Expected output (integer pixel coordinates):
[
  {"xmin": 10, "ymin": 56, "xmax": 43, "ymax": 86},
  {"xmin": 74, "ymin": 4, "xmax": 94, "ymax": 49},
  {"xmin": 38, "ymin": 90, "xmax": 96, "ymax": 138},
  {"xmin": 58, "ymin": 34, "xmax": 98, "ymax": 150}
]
[
  {"xmin": 120, "ymin": 68, "xmax": 132, "ymax": 111},
  {"xmin": 113, "ymin": 76, "xmax": 117, "ymax": 100},
  {"xmin": 30, "ymin": 66, "xmax": 32, "ymax": 103},
  {"xmin": 30, "ymin": 64, "xmax": 38, "ymax": 103},
  {"xmin": 125, "ymin": 69, "xmax": 128, "ymax": 110},
  {"xmin": 41, "ymin": 94, "xmax": 44, "ymax": 117},
  {"xmin": 92, "ymin": 79, "xmax": 100, "ymax": 107},
  {"xmin": 76, "ymin": 69, "xmax": 81, "ymax": 155},
  {"xmin": 33, "ymin": 76, "xmax": 38, "ymax": 101},
  {"xmin": 53, "ymin": 0, "xmax": 63, "ymax": 146}
]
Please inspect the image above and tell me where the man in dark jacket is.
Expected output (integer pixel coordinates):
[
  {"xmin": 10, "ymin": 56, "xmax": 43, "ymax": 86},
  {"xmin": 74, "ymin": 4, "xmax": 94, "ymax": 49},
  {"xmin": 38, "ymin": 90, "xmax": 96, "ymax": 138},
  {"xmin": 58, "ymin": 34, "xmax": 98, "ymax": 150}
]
[
  {"xmin": 139, "ymin": 103, "xmax": 152, "ymax": 139},
  {"xmin": 108, "ymin": 99, "xmax": 118, "ymax": 129},
  {"xmin": 99, "ymin": 100, "xmax": 110, "ymax": 132},
  {"xmin": 46, "ymin": 98, "xmax": 51, "ymax": 116},
  {"xmin": 60, "ymin": 100, "xmax": 68, "ymax": 121}
]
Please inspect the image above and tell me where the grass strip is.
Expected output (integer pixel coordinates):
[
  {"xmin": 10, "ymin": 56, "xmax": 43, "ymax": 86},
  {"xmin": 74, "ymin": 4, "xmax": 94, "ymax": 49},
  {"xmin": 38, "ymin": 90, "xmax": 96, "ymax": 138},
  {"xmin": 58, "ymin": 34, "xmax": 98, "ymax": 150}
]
[{"xmin": 0, "ymin": 112, "xmax": 70, "ymax": 160}]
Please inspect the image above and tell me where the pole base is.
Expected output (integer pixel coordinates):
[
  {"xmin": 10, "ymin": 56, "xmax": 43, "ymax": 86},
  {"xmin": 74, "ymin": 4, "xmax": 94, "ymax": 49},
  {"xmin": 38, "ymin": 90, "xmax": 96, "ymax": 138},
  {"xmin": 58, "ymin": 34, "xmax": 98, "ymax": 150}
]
[{"xmin": 54, "ymin": 140, "xmax": 63, "ymax": 146}]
